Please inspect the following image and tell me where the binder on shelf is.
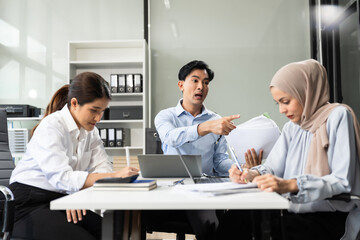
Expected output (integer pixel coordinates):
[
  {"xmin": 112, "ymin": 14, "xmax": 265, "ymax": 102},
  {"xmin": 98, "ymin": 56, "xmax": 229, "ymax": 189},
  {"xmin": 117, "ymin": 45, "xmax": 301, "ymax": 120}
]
[
  {"xmin": 115, "ymin": 128, "xmax": 123, "ymax": 147},
  {"xmin": 99, "ymin": 128, "xmax": 107, "ymax": 147},
  {"xmin": 134, "ymin": 74, "xmax": 142, "ymax": 92},
  {"xmin": 123, "ymin": 128, "xmax": 131, "ymax": 147},
  {"xmin": 126, "ymin": 74, "xmax": 134, "ymax": 93},
  {"xmin": 118, "ymin": 74, "xmax": 126, "ymax": 93},
  {"xmin": 115, "ymin": 128, "xmax": 131, "ymax": 147},
  {"xmin": 108, "ymin": 128, "xmax": 115, "ymax": 147},
  {"xmin": 110, "ymin": 74, "xmax": 118, "ymax": 93}
]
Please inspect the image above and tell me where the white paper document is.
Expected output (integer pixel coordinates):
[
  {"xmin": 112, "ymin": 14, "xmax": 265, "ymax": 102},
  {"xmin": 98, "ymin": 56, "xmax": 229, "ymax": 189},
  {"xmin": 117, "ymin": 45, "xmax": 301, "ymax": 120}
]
[
  {"xmin": 225, "ymin": 115, "xmax": 281, "ymax": 164},
  {"xmin": 174, "ymin": 182, "xmax": 259, "ymax": 196}
]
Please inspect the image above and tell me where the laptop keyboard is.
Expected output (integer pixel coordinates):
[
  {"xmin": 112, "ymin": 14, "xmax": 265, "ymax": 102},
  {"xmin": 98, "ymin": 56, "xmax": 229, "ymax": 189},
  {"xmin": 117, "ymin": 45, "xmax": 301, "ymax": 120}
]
[{"xmin": 194, "ymin": 177, "xmax": 230, "ymax": 184}]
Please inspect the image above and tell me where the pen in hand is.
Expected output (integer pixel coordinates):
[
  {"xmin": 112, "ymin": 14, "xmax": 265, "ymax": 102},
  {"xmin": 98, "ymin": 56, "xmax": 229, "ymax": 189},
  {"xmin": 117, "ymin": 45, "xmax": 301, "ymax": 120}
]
[{"xmin": 229, "ymin": 146, "xmax": 243, "ymax": 172}]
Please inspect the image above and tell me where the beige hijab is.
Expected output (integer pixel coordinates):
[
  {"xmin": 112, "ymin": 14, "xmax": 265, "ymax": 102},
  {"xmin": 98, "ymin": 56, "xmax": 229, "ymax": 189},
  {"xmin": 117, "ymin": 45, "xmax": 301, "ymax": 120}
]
[{"xmin": 270, "ymin": 59, "xmax": 360, "ymax": 176}]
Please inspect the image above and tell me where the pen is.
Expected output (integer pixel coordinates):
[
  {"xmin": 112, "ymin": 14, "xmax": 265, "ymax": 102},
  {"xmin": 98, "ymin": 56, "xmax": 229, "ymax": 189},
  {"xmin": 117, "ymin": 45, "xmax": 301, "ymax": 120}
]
[
  {"xmin": 229, "ymin": 146, "xmax": 243, "ymax": 172},
  {"xmin": 216, "ymin": 135, "xmax": 222, "ymax": 144},
  {"xmin": 173, "ymin": 178, "xmax": 185, "ymax": 186}
]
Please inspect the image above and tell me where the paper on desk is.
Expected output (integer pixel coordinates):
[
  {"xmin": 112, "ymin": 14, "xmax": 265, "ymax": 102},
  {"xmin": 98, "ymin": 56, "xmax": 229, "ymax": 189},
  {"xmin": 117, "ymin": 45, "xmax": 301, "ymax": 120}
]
[
  {"xmin": 173, "ymin": 182, "xmax": 259, "ymax": 196},
  {"xmin": 225, "ymin": 115, "xmax": 281, "ymax": 164}
]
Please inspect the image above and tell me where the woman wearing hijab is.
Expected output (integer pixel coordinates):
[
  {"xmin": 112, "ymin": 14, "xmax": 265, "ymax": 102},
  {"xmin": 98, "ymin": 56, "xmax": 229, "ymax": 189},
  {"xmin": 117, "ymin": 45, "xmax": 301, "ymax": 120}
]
[{"xmin": 217, "ymin": 59, "xmax": 360, "ymax": 239}]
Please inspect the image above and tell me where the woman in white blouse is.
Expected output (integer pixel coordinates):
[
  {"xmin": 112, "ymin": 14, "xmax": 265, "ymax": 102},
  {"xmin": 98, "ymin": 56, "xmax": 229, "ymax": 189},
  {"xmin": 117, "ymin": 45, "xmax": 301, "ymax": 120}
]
[
  {"xmin": 218, "ymin": 59, "xmax": 360, "ymax": 239},
  {"xmin": 9, "ymin": 72, "xmax": 139, "ymax": 240}
]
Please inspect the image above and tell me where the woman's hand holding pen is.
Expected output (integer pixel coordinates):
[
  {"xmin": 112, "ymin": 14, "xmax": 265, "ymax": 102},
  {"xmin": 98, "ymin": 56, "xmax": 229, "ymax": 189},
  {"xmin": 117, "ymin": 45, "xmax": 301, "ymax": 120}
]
[{"xmin": 229, "ymin": 165, "xmax": 260, "ymax": 184}]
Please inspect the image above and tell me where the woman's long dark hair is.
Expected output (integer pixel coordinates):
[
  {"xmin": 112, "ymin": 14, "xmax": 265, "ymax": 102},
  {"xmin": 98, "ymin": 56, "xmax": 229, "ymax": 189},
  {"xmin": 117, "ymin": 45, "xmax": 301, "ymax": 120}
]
[
  {"xmin": 68, "ymin": 72, "xmax": 111, "ymax": 107},
  {"xmin": 30, "ymin": 84, "xmax": 69, "ymax": 137}
]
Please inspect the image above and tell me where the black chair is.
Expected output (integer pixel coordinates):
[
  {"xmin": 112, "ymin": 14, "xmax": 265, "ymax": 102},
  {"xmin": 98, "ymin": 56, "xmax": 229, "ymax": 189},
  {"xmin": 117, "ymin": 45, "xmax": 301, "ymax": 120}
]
[
  {"xmin": 145, "ymin": 128, "xmax": 163, "ymax": 154},
  {"xmin": 326, "ymin": 194, "xmax": 360, "ymax": 239},
  {"xmin": 0, "ymin": 109, "xmax": 16, "ymax": 240}
]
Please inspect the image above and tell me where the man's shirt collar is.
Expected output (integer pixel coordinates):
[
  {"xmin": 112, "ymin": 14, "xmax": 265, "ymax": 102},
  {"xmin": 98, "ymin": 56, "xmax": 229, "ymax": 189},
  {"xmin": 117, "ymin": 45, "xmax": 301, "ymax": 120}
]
[{"xmin": 175, "ymin": 99, "xmax": 209, "ymax": 118}]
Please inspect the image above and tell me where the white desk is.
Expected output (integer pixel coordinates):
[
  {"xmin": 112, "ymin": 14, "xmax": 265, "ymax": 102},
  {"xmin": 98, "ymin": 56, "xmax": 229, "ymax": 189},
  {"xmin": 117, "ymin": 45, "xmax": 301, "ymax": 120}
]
[{"xmin": 50, "ymin": 181, "xmax": 289, "ymax": 239}]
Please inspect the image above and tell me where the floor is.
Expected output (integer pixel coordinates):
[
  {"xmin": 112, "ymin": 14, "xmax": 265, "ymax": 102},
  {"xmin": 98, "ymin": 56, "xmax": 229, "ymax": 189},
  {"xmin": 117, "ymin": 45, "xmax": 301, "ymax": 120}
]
[{"xmin": 146, "ymin": 232, "xmax": 196, "ymax": 240}]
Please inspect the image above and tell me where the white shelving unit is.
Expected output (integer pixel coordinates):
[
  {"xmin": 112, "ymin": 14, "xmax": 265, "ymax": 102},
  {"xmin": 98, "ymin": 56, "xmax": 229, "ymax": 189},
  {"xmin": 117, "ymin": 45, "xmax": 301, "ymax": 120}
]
[
  {"xmin": 68, "ymin": 40, "xmax": 149, "ymax": 158},
  {"xmin": 7, "ymin": 117, "xmax": 42, "ymax": 121},
  {"xmin": 6, "ymin": 118, "xmax": 41, "ymax": 164}
]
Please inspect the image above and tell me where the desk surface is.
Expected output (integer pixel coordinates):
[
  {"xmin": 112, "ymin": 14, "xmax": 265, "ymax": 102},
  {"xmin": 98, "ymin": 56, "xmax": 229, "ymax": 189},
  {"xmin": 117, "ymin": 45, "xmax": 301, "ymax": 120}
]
[{"xmin": 50, "ymin": 180, "xmax": 289, "ymax": 211}]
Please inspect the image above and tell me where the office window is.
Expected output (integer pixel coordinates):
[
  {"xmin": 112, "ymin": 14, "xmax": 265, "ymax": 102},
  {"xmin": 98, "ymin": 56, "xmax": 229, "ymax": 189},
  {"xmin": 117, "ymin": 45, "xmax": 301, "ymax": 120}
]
[
  {"xmin": 0, "ymin": 0, "xmax": 143, "ymax": 109},
  {"xmin": 339, "ymin": 11, "xmax": 360, "ymax": 118},
  {"xmin": 310, "ymin": 0, "xmax": 359, "ymax": 119}
]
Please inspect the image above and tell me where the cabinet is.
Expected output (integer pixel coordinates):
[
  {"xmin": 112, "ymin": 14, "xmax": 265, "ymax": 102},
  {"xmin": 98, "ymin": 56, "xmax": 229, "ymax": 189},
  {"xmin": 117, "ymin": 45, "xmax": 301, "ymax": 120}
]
[{"xmin": 68, "ymin": 40, "xmax": 149, "ymax": 161}]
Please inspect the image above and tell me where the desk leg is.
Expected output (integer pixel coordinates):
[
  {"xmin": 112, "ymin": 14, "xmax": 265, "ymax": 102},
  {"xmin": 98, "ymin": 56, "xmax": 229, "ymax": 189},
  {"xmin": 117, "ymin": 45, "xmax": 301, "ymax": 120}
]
[
  {"xmin": 102, "ymin": 211, "xmax": 114, "ymax": 240},
  {"xmin": 129, "ymin": 210, "xmax": 142, "ymax": 240}
]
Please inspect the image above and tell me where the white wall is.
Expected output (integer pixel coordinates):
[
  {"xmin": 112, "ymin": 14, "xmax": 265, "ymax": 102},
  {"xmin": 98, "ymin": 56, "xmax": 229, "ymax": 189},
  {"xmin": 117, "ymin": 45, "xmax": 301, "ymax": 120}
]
[
  {"xmin": 150, "ymin": 0, "xmax": 311, "ymax": 128},
  {"xmin": 0, "ymin": 0, "xmax": 143, "ymax": 109},
  {"xmin": 0, "ymin": 0, "xmax": 310, "ymax": 128}
]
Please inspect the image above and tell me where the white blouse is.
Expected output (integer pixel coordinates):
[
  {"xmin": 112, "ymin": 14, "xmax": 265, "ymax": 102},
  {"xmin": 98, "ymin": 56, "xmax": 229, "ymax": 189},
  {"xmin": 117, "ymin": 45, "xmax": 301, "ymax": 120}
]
[
  {"xmin": 253, "ymin": 106, "xmax": 360, "ymax": 213},
  {"xmin": 10, "ymin": 105, "xmax": 112, "ymax": 194}
]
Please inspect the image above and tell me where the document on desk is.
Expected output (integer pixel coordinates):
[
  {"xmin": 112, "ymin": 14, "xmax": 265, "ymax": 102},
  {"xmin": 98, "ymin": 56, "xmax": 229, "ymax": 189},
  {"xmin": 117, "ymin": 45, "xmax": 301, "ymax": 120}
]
[
  {"xmin": 225, "ymin": 114, "xmax": 281, "ymax": 164},
  {"xmin": 174, "ymin": 182, "xmax": 259, "ymax": 197}
]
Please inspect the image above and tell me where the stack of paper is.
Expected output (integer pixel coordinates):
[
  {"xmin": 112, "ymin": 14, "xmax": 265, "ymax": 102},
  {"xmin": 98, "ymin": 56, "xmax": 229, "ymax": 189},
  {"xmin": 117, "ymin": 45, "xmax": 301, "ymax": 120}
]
[
  {"xmin": 174, "ymin": 182, "xmax": 259, "ymax": 196},
  {"xmin": 225, "ymin": 114, "xmax": 281, "ymax": 164},
  {"xmin": 94, "ymin": 179, "xmax": 157, "ymax": 191}
]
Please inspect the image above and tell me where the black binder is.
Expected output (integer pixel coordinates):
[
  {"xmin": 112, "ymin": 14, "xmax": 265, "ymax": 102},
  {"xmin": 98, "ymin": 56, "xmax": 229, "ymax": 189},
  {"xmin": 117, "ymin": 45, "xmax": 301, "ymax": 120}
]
[
  {"xmin": 126, "ymin": 74, "xmax": 134, "ymax": 92},
  {"xmin": 99, "ymin": 128, "xmax": 107, "ymax": 147},
  {"xmin": 118, "ymin": 74, "xmax": 126, "ymax": 93},
  {"xmin": 123, "ymin": 128, "xmax": 131, "ymax": 147},
  {"xmin": 115, "ymin": 128, "xmax": 123, "ymax": 147},
  {"xmin": 108, "ymin": 128, "xmax": 115, "ymax": 147},
  {"xmin": 134, "ymin": 74, "xmax": 142, "ymax": 92},
  {"xmin": 110, "ymin": 74, "xmax": 118, "ymax": 93}
]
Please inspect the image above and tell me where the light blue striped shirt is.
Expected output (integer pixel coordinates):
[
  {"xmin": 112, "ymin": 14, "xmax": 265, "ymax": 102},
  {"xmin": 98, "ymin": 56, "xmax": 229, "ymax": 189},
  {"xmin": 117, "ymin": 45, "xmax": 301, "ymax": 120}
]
[{"xmin": 155, "ymin": 100, "xmax": 233, "ymax": 176}]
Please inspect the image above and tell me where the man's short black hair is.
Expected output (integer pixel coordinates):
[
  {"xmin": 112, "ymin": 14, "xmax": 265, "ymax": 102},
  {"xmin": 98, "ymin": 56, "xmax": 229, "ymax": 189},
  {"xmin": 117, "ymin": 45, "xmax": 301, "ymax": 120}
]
[{"xmin": 178, "ymin": 60, "xmax": 214, "ymax": 81}]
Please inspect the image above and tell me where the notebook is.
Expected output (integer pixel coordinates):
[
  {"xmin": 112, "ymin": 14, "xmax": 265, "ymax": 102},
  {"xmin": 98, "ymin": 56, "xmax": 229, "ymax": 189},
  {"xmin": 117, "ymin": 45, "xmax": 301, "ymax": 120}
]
[
  {"xmin": 138, "ymin": 154, "xmax": 202, "ymax": 178},
  {"xmin": 93, "ymin": 174, "xmax": 157, "ymax": 191},
  {"xmin": 175, "ymin": 148, "xmax": 229, "ymax": 184}
]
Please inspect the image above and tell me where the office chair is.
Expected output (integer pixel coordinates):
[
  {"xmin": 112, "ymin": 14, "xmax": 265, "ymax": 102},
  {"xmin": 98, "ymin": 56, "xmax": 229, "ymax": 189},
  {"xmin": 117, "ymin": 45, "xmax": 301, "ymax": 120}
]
[
  {"xmin": 326, "ymin": 194, "xmax": 360, "ymax": 240},
  {"xmin": 0, "ymin": 109, "xmax": 16, "ymax": 240},
  {"xmin": 145, "ymin": 128, "xmax": 163, "ymax": 154}
]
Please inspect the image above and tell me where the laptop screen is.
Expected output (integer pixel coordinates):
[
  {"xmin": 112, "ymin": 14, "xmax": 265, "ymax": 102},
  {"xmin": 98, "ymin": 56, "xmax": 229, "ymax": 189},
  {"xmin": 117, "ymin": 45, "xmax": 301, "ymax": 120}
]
[{"xmin": 138, "ymin": 154, "xmax": 202, "ymax": 178}]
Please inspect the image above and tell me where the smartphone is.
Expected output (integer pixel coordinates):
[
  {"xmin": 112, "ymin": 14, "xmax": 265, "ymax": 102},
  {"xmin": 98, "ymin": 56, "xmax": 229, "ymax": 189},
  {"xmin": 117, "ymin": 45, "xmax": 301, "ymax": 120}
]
[{"xmin": 95, "ymin": 174, "xmax": 139, "ymax": 184}]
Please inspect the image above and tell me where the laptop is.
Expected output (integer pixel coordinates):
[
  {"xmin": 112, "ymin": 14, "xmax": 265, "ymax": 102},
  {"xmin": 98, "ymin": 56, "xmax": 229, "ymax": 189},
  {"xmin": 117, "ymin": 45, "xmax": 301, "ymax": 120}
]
[
  {"xmin": 138, "ymin": 154, "xmax": 202, "ymax": 178},
  {"xmin": 175, "ymin": 148, "xmax": 230, "ymax": 184}
]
